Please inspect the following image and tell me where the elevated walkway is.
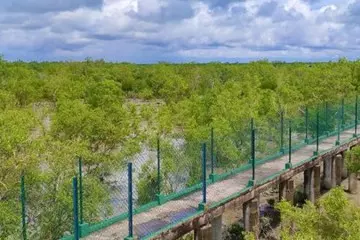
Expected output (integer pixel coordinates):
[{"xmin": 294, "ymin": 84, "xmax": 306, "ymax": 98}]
[{"xmin": 84, "ymin": 127, "xmax": 359, "ymax": 240}]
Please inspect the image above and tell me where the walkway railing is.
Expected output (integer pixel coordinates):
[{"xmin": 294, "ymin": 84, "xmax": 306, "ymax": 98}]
[{"xmin": 13, "ymin": 96, "xmax": 360, "ymax": 240}]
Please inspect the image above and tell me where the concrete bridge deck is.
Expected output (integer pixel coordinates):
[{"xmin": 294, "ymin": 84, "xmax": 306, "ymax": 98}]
[{"xmin": 85, "ymin": 127, "xmax": 359, "ymax": 240}]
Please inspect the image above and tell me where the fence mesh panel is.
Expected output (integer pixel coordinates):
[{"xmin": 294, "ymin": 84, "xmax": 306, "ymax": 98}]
[
  {"xmin": 344, "ymin": 97, "xmax": 356, "ymax": 129},
  {"xmin": 213, "ymin": 120, "xmax": 252, "ymax": 175},
  {"xmin": 255, "ymin": 111, "xmax": 290, "ymax": 162},
  {"xmin": 81, "ymin": 156, "xmax": 129, "ymax": 239},
  {"xmin": 291, "ymin": 107, "xmax": 307, "ymax": 150},
  {"xmin": 160, "ymin": 135, "xmax": 202, "ymax": 195},
  {"xmin": 130, "ymin": 133, "xmax": 204, "ymax": 239},
  {"xmin": 27, "ymin": 176, "xmax": 73, "ymax": 240}
]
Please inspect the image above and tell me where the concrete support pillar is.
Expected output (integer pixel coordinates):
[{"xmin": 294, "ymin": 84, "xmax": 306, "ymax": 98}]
[
  {"xmin": 304, "ymin": 165, "xmax": 320, "ymax": 202},
  {"xmin": 335, "ymin": 154, "xmax": 343, "ymax": 186},
  {"xmin": 348, "ymin": 173, "xmax": 358, "ymax": 194},
  {"xmin": 211, "ymin": 215, "xmax": 222, "ymax": 240},
  {"xmin": 279, "ymin": 179, "xmax": 294, "ymax": 204},
  {"xmin": 341, "ymin": 151, "xmax": 348, "ymax": 179},
  {"xmin": 304, "ymin": 167, "xmax": 314, "ymax": 202},
  {"xmin": 323, "ymin": 157, "xmax": 334, "ymax": 189},
  {"xmin": 287, "ymin": 179, "xmax": 295, "ymax": 204},
  {"xmin": 194, "ymin": 229, "xmax": 198, "ymax": 240},
  {"xmin": 243, "ymin": 198, "xmax": 259, "ymax": 238},
  {"xmin": 331, "ymin": 156, "xmax": 337, "ymax": 188},
  {"xmin": 314, "ymin": 165, "xmax": 321, "ymax": 200},
  {"xmin": 250, "ymin": 200, "xmax": 259, "ymax": 238},
  {"xmin": 195, "ymin": 225, "xmax": 212, "ymax": 240}
]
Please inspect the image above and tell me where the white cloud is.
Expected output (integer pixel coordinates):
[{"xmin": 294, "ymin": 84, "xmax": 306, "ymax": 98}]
[{"xmin": 0, "ymin": 0, "xmax": 359, "ymax": 62}]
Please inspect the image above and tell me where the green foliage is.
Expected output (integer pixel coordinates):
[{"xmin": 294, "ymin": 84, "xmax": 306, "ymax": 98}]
[
  {"xmin": 276, "ymin": 187, "xmax": 360, "ymax": 240},
  {"xmin": 0, "ymin": 200, "xmax": 20, "ymax": 239},
  {"xmin": 0, "ymin": 90, "xmax": 17, "ymax": 110},
  {"xmin": 345, "ymin": 146, "xmax": 360, "ymax": 173},
  {"xmin": 243, "ymin": 232, "xmax": 256, "ymax": 240},
  {"xmin": 224, "ymin": 223, "xmax": 246, "ymax": 240},
  {"xmin": 84, "ymin": 79, "xmax": 124, "ymax": 108}
]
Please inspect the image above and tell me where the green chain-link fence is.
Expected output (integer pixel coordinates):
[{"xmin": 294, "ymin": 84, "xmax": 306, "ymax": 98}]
[{"xmin": 6, "ymin": 96, "xmax": 360, "ymax": 240}]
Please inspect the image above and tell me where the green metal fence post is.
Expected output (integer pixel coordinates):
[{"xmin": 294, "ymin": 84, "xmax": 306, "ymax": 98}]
[
  {"xmin": 72, "ymin": 177, "xmax": 80, "ymax": 240},
  {"xmin": 325, "ymin": 102, "xmax": 329, "ymax": 135},
  {"xmin": 354, "ymin": 96, "xmax": 358, "ymax": 137},
  {"xmin": 20, "ymin": 175, "xmax": 27, "ymax": 240},
  {"xmin": 341, "ymin": 98, "xmax": 345, "ymax": 129},
  {"xmin": 157, "ymin": 137, "xmax": 160, "ymax": 195},
  {"xmin": 199, "ymin": 143, "xmax": 207, "ymax": 210},
  {"xmin": 248, "ymin": 118, "xmax": 254, "ymax": 164},
  {"xmin": 210, "ymin": 128, "xmax": 216, "ymax": 182},
  {"xmin": 156, "ymin": 137, "xmax": 164, "ymax": 204},
  {"xmin": 286, "ymin": 120, "xmax": 292, "ymax": 169},
  {"xmin": 314, "ymin": 111, "xmax": 319, "ymax": 156},
  {"xmin": 305, "ymin": 107, "xmax": 309, "ymax": 143},
  {"xmin": 247, "ymin": 128, "xmax": 256, "ymax": 187},
  {"xmin": 280, "ymin": 110, "xmax": 284, "ymax": 153},
  {"xmin": 125, "ymin": 162, "xmax": 134, "ymax": 240},
  {"xmin": 78, "ymin": 157, "xmax": 83, "ymax": 225},
  {"xmin": 336, "ymin": 105, "xmax": 341, "ymax": 145}
]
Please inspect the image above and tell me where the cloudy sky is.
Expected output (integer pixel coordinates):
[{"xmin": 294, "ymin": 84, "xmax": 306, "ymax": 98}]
[{"xmin": 0, "ymin": 0, "xmax": 359, "ymax": 63}]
